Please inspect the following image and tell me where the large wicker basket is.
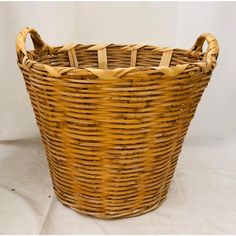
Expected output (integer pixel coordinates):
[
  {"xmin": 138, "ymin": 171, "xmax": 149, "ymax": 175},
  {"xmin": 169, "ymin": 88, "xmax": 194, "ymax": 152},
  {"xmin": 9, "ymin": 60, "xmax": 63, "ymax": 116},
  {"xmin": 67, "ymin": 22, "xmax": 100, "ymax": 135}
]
[{"xmin": 16, "ymin": 27, "xmax": 219, "ymax": 219}]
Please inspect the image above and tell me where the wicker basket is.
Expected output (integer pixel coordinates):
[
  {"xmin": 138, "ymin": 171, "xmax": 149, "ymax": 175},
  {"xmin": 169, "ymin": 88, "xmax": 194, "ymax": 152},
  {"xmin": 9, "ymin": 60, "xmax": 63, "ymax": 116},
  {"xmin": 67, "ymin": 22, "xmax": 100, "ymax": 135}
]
[{"xmin": 16, "ymin": 27, "xmax": 219, "ymax": 219}]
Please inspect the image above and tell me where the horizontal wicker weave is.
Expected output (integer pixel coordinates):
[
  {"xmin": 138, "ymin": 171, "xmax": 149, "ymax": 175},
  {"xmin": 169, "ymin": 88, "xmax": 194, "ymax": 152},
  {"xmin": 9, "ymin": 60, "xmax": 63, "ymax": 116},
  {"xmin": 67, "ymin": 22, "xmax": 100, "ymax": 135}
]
[{"xmin": 16, "ymin": 27, "xmax": 219, "ymax": 219}]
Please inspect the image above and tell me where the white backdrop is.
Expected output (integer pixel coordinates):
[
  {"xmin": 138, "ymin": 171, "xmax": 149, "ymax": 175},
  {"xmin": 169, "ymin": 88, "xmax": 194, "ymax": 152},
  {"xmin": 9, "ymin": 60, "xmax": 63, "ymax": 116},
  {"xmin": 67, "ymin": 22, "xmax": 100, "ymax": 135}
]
[{"xmin": 0, "ymin": 1, "xmax": 236, "ymax": 142}]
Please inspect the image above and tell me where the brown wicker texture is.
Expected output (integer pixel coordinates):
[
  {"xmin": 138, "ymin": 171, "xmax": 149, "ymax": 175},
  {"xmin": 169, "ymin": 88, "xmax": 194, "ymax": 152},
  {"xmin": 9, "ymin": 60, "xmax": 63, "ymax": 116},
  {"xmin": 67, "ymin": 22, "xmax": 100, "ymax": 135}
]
[{"xmin": 16, "ymin": 27, "xmax": 219, "ymax": 219}]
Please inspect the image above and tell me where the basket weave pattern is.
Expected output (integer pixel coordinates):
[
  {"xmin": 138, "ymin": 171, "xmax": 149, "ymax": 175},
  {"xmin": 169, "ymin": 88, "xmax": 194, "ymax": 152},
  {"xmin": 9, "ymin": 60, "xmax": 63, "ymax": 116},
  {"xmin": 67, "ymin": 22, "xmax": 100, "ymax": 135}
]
[{"xmin": 16, "ymin": 28, "xmax": 219, "ymax": 219}]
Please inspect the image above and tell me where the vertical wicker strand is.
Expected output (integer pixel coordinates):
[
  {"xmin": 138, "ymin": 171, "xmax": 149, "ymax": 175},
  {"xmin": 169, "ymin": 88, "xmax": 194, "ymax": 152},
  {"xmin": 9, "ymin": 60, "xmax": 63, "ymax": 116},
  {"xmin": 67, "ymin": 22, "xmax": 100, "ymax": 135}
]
[
  {"xmin": 97, "ymin": 48, "xmax": 110, "ymax": 216},
  {"xmin": 159, "ymin": 48, "xmax": 173, "ymax": 67},
  {"xmin": 129, "ymin": 45, "xmax": 145, "ymax": 67},
  {"xmin": 97, "ymin": 47, "xmax": 108, "ymax": 69},
  {"xmin": 87, "ymin": 44, "xmax": 108, "ymax": 69},
  {"xmin": 68, "ymin": 48, "xmax": 78, "ymax": 67},
  {"xmin": 130, "ymin": 49, "xmax": 138, "ymax": 67}
]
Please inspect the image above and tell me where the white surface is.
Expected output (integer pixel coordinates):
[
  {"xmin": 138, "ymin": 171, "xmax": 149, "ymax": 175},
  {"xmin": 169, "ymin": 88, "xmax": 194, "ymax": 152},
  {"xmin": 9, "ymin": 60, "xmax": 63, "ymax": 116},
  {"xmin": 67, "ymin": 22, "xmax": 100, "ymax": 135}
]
[
  {"xmin": 0, "ymin": 2, "xmax": 236, "ymax": 140},
  {"xmin": 0, "ymin": 138, "xmax": 236, "ymax": 234}
]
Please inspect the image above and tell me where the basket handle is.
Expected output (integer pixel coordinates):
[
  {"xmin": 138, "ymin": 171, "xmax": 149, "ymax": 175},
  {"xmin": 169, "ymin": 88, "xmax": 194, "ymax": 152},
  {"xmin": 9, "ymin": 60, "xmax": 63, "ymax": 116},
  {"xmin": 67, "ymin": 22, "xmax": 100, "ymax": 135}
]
[
  {"xmin": 16, "ymin": 27, "xmax": 47, "ymax": 58},
  {"xmin": 189, "ymin": 33, "xmax": 219, "ymax": 72}
]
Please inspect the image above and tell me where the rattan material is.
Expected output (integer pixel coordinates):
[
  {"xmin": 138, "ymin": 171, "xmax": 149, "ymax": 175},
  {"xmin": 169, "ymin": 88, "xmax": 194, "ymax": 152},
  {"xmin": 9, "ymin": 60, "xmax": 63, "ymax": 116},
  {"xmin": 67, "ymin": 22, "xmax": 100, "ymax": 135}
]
[{"xmin": 16, "ymin": 27, "xmax": 219, "ymax": 219}]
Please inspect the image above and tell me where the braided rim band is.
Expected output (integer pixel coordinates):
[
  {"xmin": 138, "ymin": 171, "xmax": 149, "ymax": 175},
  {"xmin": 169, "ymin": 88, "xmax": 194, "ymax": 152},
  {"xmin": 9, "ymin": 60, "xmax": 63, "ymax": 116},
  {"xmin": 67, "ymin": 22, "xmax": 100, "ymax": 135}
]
[{"xmin": 16, "ymin": 27, "xmax": 219, "ymax": 78}]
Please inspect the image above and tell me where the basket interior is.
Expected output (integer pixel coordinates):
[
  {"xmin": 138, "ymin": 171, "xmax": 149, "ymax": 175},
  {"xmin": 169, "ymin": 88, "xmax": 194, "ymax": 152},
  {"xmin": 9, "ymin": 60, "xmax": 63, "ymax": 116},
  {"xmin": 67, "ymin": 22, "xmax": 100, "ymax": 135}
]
[{"xmin": 29, "ymin": 44, "xmax": 203, "ymax": 70}]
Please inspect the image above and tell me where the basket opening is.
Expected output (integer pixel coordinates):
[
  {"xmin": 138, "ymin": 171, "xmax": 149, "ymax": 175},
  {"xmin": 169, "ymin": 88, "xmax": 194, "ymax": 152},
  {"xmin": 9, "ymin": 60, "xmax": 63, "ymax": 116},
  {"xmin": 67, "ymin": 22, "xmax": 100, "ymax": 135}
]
[{"xmin": 31, "ymin": 44, "xmax": 203, "ymax": 70}]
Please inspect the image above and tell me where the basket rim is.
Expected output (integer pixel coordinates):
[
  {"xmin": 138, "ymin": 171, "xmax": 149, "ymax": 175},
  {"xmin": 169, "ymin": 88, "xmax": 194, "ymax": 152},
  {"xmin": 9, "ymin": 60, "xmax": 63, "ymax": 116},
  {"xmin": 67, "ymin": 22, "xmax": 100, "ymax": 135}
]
[
  {"xmin": 17, "ymin": 44, "xmax": 205, "ymax": 78},
  {"xmin": 18, "ymin": 57, "xmax": 205, "ymax": 78},
  {"xmin": 16, "ymin": 27, "xmax": 219, "ymax": 78}
]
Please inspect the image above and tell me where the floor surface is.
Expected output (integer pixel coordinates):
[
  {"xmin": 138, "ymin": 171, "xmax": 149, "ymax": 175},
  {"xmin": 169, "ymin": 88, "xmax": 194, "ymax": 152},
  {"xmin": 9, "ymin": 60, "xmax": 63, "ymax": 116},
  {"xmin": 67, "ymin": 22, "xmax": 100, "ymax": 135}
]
[{"xmin": 0, "ymin": 137, "xmax": 236, "ymax": 234}]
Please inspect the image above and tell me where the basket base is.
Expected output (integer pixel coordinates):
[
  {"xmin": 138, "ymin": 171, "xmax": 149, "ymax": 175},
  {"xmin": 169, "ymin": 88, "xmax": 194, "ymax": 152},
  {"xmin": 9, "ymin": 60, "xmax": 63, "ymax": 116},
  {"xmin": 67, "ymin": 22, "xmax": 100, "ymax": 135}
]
[{"xmin": 54, "ymin": 192, "xmax": 168, "ymax": 219}]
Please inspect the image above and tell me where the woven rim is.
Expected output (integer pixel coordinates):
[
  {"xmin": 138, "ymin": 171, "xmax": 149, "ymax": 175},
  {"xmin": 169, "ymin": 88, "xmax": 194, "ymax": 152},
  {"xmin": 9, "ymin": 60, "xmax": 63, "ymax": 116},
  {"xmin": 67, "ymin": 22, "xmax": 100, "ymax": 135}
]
[{"xmin": 16, "ymin": 27, "xmax": 219, "ymax": 78}]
